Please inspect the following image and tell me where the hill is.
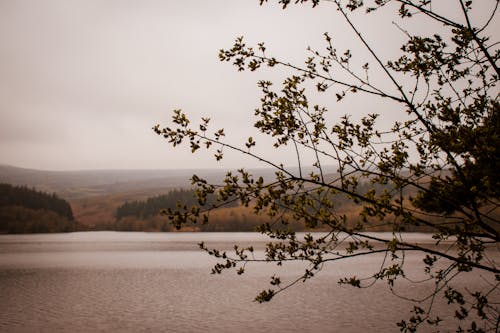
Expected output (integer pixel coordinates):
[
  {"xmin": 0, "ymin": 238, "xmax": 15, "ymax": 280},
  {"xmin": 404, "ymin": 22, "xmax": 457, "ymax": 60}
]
[
  {"xmin": 0, "ymin": 165, "xmax": 283, "ymax": 228},
  {"xmin": 0, "ymin": 164, "xmax": 317, "ymax": 199},
  {"xmin": 0, "ymin": 164, "xmax": 215, "ymax": 199}
]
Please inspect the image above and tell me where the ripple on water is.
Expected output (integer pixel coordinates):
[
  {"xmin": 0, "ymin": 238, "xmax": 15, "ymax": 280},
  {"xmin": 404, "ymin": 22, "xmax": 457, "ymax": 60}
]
[{"xmin": 0, "ymin": 232, "xmax": 497, "ymax": 332}]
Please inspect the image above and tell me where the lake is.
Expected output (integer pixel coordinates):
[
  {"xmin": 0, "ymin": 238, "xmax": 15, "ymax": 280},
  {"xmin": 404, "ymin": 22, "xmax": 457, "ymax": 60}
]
[{"xmin": 0, "ymin": 232, "xmax": 497, "ymax": 332}]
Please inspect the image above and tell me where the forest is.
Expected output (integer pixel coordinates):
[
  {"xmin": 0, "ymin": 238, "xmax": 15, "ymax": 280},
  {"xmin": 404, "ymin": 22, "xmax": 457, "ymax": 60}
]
[
  {"xmin": 112, "ymin": 184, "xmax": 413, "ymax": 232},
  {"xmin": 115, "ymin": 188, "xmax": 210, "ymax": 220},
  {"xmin": 0, "ymin": 183, "xmax": 76, "ymax": 233},
  {"xmin": 113, "ymin": 188, "xmax": 259, "ymax": 231}
]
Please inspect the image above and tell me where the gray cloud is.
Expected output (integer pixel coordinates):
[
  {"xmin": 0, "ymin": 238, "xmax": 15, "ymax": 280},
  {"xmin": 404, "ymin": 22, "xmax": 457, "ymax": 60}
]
[{"xmin": 0, "ymin": 0, "xmax": 496, "ymax": 170}]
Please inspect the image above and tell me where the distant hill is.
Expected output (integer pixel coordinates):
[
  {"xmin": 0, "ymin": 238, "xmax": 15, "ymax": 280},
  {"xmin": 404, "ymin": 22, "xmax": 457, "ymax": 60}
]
[
  {"xmin": 0, "ymin": 165, "xmax": 227, "ymax": 199},
  {"xmin": 0, "ymin": 165, "xmax": 295, "ymax": 199},
  {"xmin": 0, "ymin": 165, "xmax": 283, "ymax": 228},
  {"xmin": 0, "ymin": 164, "xmax": 340, "ymax": 230}
]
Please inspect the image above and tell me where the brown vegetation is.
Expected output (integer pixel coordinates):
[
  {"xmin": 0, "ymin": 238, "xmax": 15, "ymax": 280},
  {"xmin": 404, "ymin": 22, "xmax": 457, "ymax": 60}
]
[{"xmin": 70, "ymin": 188, "xmax": 173, "ymax": 229}]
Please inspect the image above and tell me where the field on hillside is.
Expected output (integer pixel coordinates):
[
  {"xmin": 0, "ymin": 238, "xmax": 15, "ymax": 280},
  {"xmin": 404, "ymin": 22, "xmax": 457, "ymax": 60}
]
[{"xmin": 70, "ymin": 188, "xmax": 176, "ymax": 228}]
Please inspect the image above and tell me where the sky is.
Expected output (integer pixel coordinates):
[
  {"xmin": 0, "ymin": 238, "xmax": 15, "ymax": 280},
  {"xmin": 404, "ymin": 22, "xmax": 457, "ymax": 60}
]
[{"xmin": 0, "ymin": 0, "xmax": 497, "ymax": 171}]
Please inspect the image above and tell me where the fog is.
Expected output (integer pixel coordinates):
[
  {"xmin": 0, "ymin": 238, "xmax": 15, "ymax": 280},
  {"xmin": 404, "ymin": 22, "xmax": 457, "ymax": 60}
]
[{"xmin": 0, "ymin": 0, "xmax": 496, "ymax": 170}]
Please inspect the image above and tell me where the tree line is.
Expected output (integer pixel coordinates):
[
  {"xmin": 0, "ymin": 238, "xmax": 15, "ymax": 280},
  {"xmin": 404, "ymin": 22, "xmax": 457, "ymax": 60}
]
[
  {"xmin": 115, "ymin": 188, "xmax": 216, "ymax": 220},
  {"xmin": 113, "ymin": 184, "xmax": 402, "ymax": 232},
  {"xmin": 0, "ymin": 183, "xmax": 76, "ymax": 233},
  {"xmin": 114, "ymin": 188, "xmax": 248, "ymax": 231}
]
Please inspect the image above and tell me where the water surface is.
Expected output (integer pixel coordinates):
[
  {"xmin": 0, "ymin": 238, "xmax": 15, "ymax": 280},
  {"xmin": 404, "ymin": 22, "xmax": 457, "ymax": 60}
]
[{"xmin": 0, "ymin": 232, "xmax": 497, "ymax": 332}]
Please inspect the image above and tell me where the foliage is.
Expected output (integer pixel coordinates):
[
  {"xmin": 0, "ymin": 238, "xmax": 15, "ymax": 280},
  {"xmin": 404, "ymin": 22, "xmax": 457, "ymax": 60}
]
[
  {"xmin": 154, "ymin": 1, "xmax": 499, "ymax": 331},
  {"xmin": 0, "ymin": 206, "xmax": 76, "ymax": 233},
  {"xmin": 115, "ymin": 189, "xmax": 305, "ymax": 231},
  {"xmin": 115, "ymin": 189, "xmax": 206, "ymax": 220},
  {"xmin": 0, "ymin": 183, "xmax": 76, "ymax": 233},
  {"xmin": 0, "ymin": 183, "xmax": 74, "ymax": 221}
]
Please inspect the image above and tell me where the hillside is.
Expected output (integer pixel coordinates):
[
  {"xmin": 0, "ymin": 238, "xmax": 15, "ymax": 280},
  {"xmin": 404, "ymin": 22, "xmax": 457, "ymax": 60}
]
[
  {"xmin": 1, "ymin": 165, "xmax": 429, "ymax": 233},
  {"xmin": 0, "ymin": 165, "xmax": 284, "ymax": 228},
  {"xmin": 0, "ymin": 165, "xmax": 208, "ymax": 199},
  {"xmin": 0, "ymin": 184, "xmax": 77, "ymax": 233},
  {"xmin": 0, "ymin": 165, "xmax": 321, "ymax": 198}
]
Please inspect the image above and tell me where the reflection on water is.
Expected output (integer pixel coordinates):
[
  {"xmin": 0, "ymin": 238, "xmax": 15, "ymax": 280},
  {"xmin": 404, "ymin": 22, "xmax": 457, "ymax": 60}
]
[{"xmin": 0, "ymin": 232, "xmax": 497, "ymax": 332}]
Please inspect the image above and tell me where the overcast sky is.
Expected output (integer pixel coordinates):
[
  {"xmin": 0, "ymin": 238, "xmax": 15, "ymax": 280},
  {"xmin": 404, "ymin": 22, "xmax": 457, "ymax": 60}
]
[{"xmin": 0, "ymin": 0, "xmax": 497, "ymax": 171}]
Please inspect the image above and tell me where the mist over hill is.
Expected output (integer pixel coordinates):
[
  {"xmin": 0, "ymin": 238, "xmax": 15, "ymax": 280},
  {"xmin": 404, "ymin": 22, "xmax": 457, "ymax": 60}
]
[
  {"xmin": 0, "ymin": 165, "xmax": 229, "ymax": 199},
  {"xmin": 0, "ymin": 165, "xmax": 315, "ymax": 199}
]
